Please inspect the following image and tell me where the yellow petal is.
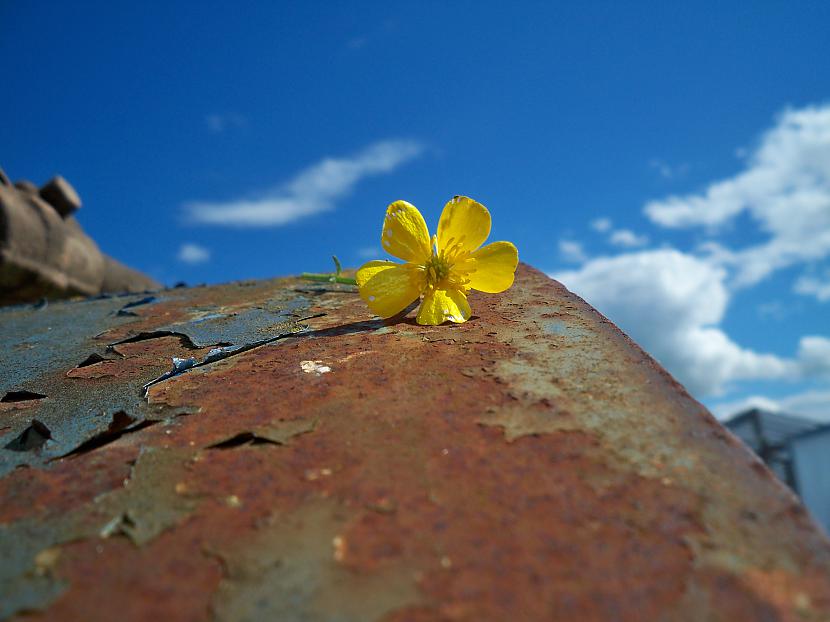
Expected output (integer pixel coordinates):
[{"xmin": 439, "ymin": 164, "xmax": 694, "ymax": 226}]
[
  {"xmin": 356, "ymin": 259, "xmax": 397, "ymax": 287},
  {"xmin": 356, "ymin": 260, "xmax": 420, "ymax": 318},
  {"xmin": 381, "ymin": 201, "xmax": 431, "ymax": 263},
  {"xmin": 436, "ymin": 196, "xmax": 491, "ymax": 255},
  {"xmin": 466, "ymin": 241, "xmax": 519, "ymax": 293},
  {"xmin": 416, "ymin": 288, "xmax": 471, "ymax": 325}
]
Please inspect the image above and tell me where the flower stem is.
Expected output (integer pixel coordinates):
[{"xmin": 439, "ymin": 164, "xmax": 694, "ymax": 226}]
[
  {"xmin": 300, "ymin": 255, "xmax": 356, "ymax": 285},
  {"xmin": 300, "ymin": 273, "xmax": 357, "ymax": 285}
]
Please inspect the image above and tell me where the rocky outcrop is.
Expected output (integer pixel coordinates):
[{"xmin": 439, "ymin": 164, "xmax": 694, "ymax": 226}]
[{"xmin": 0, "ymin": 168, "xmax": 159, "ymax": 305}]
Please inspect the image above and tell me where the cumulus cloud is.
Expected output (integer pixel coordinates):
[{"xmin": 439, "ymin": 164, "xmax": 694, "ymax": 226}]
[
  {"xmin": 644, "ymin": 104, "xmax": 830, "ymax": 287},
  {"xmin": 356, "ymin": 246, "xmax": 381, "ymax": 259},
  {"xmin": 347, "ymin": 36, "xmax": 367, "ymax": 50},
  {"xmin": 795, "ymin": 273, "xmax": 830, "ymax": 302},
  {"xmin": 555, "ymin": 249, "xmax": 828, "ymax": 397},
  {"xmin": 797, "ymin": 336, "xmax": 830, "ymax": 377},
  {"xmin": 553, "ymin": 104, "xmax": 830, "ymax": 406},
  {"xmin": 649, "ymin": 159, "xmax": 689, "ymax": 179},
  {"xmin": 609, "ymin": 229, "xmax": 649, "ymax": 248},
  {"xmin": 178, "ymin": 243, "xmax": 211, "ymax": 264},
  {"xmin": 590, "ymin": 217, "xmax": 612, "ymax": 233},
  {"xmin": 205, "ymin": 113, "xmax": 247, "ymax": 133},
  {"xmin": 590, "ymin": 218, "xmax": 649, "ymax": 248},
  {"xmin": 184, "ymin": 140, "xmax": 424, "ymax": 227},
  {"xmin": 558, "ymin": 240, "xmax": 587, "ymax": 263}
]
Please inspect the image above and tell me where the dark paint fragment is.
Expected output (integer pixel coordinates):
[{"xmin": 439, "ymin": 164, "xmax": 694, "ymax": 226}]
[
  {"xmin": 113, "ymin": 330, "xmax": 202, "ymax": 349},
  {"xmin": 1, "ymin": 390, "xmax": 47, "ymax": 402},
  {"xmin": 57, "ymin": 415, "xmax": 157, "ymax": 459},
  {"xmin": 74, "ymin": 353, "xmax": 108, "ymax": 368},
  {"xmin": 4, "ymin": 419, "xmax": 52, "ymax": 451},
  {"xmin": 207, "ymin": 418, "xmax": 318, "ymax": 449},
  {"xmin": 116, "ymin": 296, "xmax": 158, "ymax": 316},
  {"xmin": 207, "ymin": 432, "xmax": 267, "ymax": 449},
  {"xmin": 120, "ymin": 296, "xmax": 157, "ymax": 309}
]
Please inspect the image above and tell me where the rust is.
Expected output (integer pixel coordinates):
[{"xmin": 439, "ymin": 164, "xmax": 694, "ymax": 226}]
[
  {"xmin": 0, "ymin": 284, "xmax": 315, "ymax": 474},
  {"xmin": 1, "ymin": 264, "xmax": 829, "ymax": 621}
]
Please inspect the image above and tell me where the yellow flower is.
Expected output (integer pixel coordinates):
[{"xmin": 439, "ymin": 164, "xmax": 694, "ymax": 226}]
[{"xmin": 356, "ymin": 196, "xmax": 519, "ymax": 325}]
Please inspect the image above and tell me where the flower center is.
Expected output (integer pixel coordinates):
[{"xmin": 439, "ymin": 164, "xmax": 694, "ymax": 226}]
[
  {"xmin": 424, "ymin": 253, "xmax": 451, "ymax": 288},
  {"xmin": 420, "ymin": 234, "xmax": 476, "ymax": 292}
]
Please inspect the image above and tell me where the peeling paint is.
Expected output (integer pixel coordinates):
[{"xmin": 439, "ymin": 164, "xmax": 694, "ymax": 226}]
[
  {"xmin": 1, "ymin": 266, "xmax": 829, "ymax": 621},
  {"xmin": 0, "ymin": 286, "xmax": 318, "ymax": 476},
  {"xmin": 93, "ymin": 447, "xmax": 200, "ymax": 546},
  {"xmin": 209, "ymin": 502, "xmax": 421, "ymax": 622},
  {"xmin": 141, "ymin": 317, "xmax": 319, "ymax": 397},
  {"xmin": 0, "ymin": 447, "xmax": 198, "ymax": 619},
  {"xmin": 139, "ymin": 295, "xmax": 312, "ymax": 348}
]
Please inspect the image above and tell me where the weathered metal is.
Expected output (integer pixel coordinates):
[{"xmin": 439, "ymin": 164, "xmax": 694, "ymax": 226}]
[
  {"xmin": 1, "ymin": 264, "xmax": 829, "ymax": 621},
  {"xmin": 0, "ymin": 170, "xmax": 159, "ymax": 305}
]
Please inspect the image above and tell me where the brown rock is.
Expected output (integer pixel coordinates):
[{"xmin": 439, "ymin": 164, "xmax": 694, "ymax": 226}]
[
  {"xmin": 14, "ymin": 180, "xmax": 39, "ymax": 195},
  {"xmin": 0, "ymin": 171, "xmax": 160, "ymax": 304},
  {"xmin": 39, "ymin": 175, "xmax": 82, "ymax": 218}
]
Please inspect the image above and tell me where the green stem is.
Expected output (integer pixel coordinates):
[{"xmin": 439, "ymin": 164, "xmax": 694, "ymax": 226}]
[{"xmin": 300, "ymin": 273, "xmax": 357, "ymax": 285}]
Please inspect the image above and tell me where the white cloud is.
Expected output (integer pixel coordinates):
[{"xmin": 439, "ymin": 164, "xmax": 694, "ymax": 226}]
[
  {"xmin": 795, "ymin": 273, "xmax": 830, "ymax": 302},
  {"xmin": 558, "ymin": 240, "xmax": 587, "ymax": 263},
  {"xmin": 798, "ymin": 336, "xmax": 830, "ymax": 377},
  {"xmin": 347, "ymin": 36, "xmax": 367, "ymax": 50},
  {"xmin": 184, "ymin": 140, "xmax": 424, "ymax": 227},
  {"xmin": 591, "ymin": 218, "xmax": 649, "ymax": 249},
  {"xmin": 590, "ymin": 217, "xmax": 612, "ymax": 233},
  {"xmin": 712, "ymin": 389, "xmax": 830, "ymax": 422},
  {"xmin": 649, "ymin": 159, "xmax": 688, "ymax": 179},
  {"xmin": 554, "ymin": 104, "xmax": 830, "ymax": 407},
  {"xmin": 609, "ymin": 229, "xmax": 649, "ymax": 248},
  {"xmin": 757, "ymin": 300, "xmax": 787, "ymax": 320},
  {"xmin": 205, "ymin": 113, "xmax": 247, "ymax": 133},
  {"xmin": 555, "ymin": 249, "xmax": 829, "ymax": 397},
  {"xmin": 356, "ymin": 246, "xmax": 381, "ymax": 259},
  {"xmin": 178, "ymin": 243, "xmax": 211, "ymax": 264},
  {"xmin": 644, "ymin": 104, "xmax": 830, "ymax": 287}
]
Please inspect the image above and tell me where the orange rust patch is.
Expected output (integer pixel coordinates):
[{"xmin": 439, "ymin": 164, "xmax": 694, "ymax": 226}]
[
  {"xmin": 66, "ymin": 337, "xmax": 213, "ymax": 380},
  {"xmin": 3, "ymin": 266, "xmax": 830, "ymax": 621},
  {"xmin": 25, "ymin": 533, "xmax": 223, "ymax": 622},
  {"xmin": 134, "ymin": 303, "xmax": 705, "ymax": 620},
  {"xmin": 0, "ymin": 446, "xmax": 136, "ymax": 524}
]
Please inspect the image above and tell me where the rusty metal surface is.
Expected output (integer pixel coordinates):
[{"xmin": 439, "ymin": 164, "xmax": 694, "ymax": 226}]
[{"xmin": 1, "ymin": 264, "xmax": 829, "ymax": 621}]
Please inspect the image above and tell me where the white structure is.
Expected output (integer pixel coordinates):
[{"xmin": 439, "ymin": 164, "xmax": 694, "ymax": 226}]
[{"xmin": 725, "ymin": 408, "xmax": 830, "ymax": 535}]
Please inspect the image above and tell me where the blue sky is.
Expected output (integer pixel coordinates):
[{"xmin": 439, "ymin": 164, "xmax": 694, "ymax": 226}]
[{"xmin": 2, "ymin": 1, "xmax": 829, "ymax": 419}]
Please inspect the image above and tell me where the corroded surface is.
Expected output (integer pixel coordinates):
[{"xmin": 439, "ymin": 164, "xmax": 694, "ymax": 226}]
[{"xmin": 1, "ymin": 265, "xmax": 829, "ymax": 621}]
